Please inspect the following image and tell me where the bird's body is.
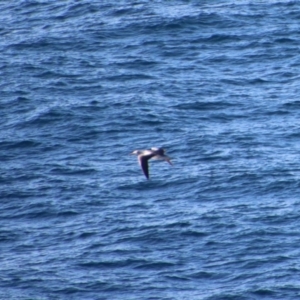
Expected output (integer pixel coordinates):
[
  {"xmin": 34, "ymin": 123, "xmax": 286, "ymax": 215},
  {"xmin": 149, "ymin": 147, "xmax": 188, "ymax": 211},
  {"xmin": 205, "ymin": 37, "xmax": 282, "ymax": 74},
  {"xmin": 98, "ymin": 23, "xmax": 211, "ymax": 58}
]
[{"xmin": 131, "ymin": 147, "xmax": 172, "ymax": 179}]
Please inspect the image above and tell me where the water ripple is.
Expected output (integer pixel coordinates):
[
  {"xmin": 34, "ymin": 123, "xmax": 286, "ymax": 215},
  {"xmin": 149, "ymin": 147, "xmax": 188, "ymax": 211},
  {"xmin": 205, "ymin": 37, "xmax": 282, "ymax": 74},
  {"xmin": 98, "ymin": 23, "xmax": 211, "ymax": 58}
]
[{"xmin": 1, "ymin": 1, "xmax": 300, "ymax": 300}]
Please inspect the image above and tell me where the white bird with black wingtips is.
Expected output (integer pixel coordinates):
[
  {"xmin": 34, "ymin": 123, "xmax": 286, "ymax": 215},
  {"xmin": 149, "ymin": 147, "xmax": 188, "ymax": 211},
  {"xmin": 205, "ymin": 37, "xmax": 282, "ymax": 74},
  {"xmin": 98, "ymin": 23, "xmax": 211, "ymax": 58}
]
[{"xmin": 131, "ymin": 147, "xmax": 173, "ymax": 179}]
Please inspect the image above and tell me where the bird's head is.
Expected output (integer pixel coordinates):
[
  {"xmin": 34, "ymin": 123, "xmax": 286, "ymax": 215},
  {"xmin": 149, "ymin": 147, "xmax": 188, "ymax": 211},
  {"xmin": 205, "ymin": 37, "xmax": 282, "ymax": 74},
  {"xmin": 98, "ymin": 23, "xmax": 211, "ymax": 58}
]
[{"xmin": 131, "ymin": 150, "xmax": 141, "ymax": 155}]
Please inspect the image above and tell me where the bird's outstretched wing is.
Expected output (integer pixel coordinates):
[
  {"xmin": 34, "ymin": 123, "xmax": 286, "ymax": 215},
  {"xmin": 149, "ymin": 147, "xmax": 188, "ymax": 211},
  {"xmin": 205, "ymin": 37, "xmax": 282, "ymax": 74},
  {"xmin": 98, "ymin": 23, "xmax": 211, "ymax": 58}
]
[{"xmin": 138, "ymin": 155, "xmax": 150, "ymax": 179}]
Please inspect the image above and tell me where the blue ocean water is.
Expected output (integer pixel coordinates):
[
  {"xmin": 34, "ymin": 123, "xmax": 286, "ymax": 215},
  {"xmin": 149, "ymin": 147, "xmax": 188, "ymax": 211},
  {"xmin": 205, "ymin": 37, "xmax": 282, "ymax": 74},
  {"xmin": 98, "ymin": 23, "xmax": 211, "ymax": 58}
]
[{"xmin": 1, "ymin": 0, "xmax": 300, "ymax": 299}]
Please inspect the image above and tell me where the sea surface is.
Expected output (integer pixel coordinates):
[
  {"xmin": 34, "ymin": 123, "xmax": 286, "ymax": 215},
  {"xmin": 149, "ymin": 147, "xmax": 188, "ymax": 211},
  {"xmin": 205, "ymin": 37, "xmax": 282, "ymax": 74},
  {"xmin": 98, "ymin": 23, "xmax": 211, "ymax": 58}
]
[{"xmin": 1, "ymin": 1, "xmax": 300, "ymax": 299}]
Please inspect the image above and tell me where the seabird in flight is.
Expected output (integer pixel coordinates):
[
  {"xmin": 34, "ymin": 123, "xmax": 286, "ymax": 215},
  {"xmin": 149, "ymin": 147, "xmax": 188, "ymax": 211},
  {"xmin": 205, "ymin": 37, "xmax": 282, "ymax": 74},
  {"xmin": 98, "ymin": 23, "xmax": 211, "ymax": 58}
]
[{"xmin": 131, "ymin": 147, "xmax": 173, "ymax": 179}]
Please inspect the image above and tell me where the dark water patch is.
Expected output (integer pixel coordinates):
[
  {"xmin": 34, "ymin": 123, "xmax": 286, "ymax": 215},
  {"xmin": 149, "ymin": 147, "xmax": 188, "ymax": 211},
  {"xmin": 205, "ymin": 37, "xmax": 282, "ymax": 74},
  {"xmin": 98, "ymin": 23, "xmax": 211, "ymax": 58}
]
[
  {"xmin": 165, "ymin": 221, "xmax": 191, "ymax": 229},
  {"xmin": 164, "ymin": 177, "xmax": 199, "ymax": 187},
  {"xmin": 181, "ymin": 230, "xmax": 208, "ymax": 238},
  {"xmin": 263, "ymin": 109, "xmax": 290, "ymax": 116},
  {"xmin": 104, "ymin": 73, "xmax": 155, "ymax": 81},
  {"xmin": 220, "ymin": 78, "xmax": 247, "ymax": 86},
  {"xmin": 282, "ymin": 100, "xmax": 300, "ymax": 110},
  {"xmin": 247, "ymin": 78, "xmax": 270, "ymax": 85},
  {"xmin": 206, "ymin": 293, "xmax": 251, "ymax": 300},
  {"xmin": 134, "ymin": 261, "xmax": 175, "ymax": 270},
  {"xmin": 261, "ymin": 178, "xmax": 300, "ymax": 195},
  {"xmin": 15, "ymin": 96, "xmax": 31, "ymax": 102},
  {"xmin": 133, "ymin": 12, "xmax": 231, "ymax": 36},
  {"xmin": 0, "ymin": 140, "xmax": 61, "ymax": 158},
  {"xmin": 0, "ymin": 229, "xmax": 20, "ymax": 243},
  {"xmin": 77, "ymin": 231, "xmax": 97, "ymax": 239},
  {"xmin": 1, "ymin": 191, "xmax": 39, "ymax": 200},
  {"xmin": 118, "ymin": 179, "xmax": 172, "ymax": 191},
  {"xmin": 79, "ymin": 258, "xmax": 148, "ymax": 269},
  {"xmin": 0, "ymin": 139, "xmax": 40, "ymax": 150},
  {"xmin": 287, "ymin": 132, "xmax": 300, "ymax": 139},
  {"xmin": 57, "ymin": 210, "xmax": 80, "ymax": 217},
  {"xmin": 206, "ymin": 33, "xmax": 243, "ymax": 43},
  {"xmin": 209, "ymin": 112, "xmax": 247, "ymax": 122},
  {"xmin": 251, "ymin": 288, "xmax": 276, "ymax": 297},
  {"xmin": 114, "ymin": 58, "xmax": 159, "ymax": 69},
  {"xmin": 54, "ymin": 286, "xmax": 88, "ymax": 295},
  {"xmin": 222, "ymin": 77, "xmax": 270, "ymax": 86},
  {"xmin": 8, "ymin": 37, "xmax": 88, "ymax": 52},
  {"xmin": 274, "ymin": 37, "xmax": 297, "ymax": 44},
  {"xmin": 50, "ymin": 166, "xmax": 97, "ymax": 176},
  {"xmin": 34, "ymin": 70, "xmax": 79, "ymax": 79},
  {"xmin": 118, "ymin": 229, "xmax": 177, "ymax": 245},
  {"xmin": 173, "ymin": 101, "xmax": 236, "ymax": 111},
  {"xmin": 189, "ymin": 270, "xmax": 226, "ymax": 280}
]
